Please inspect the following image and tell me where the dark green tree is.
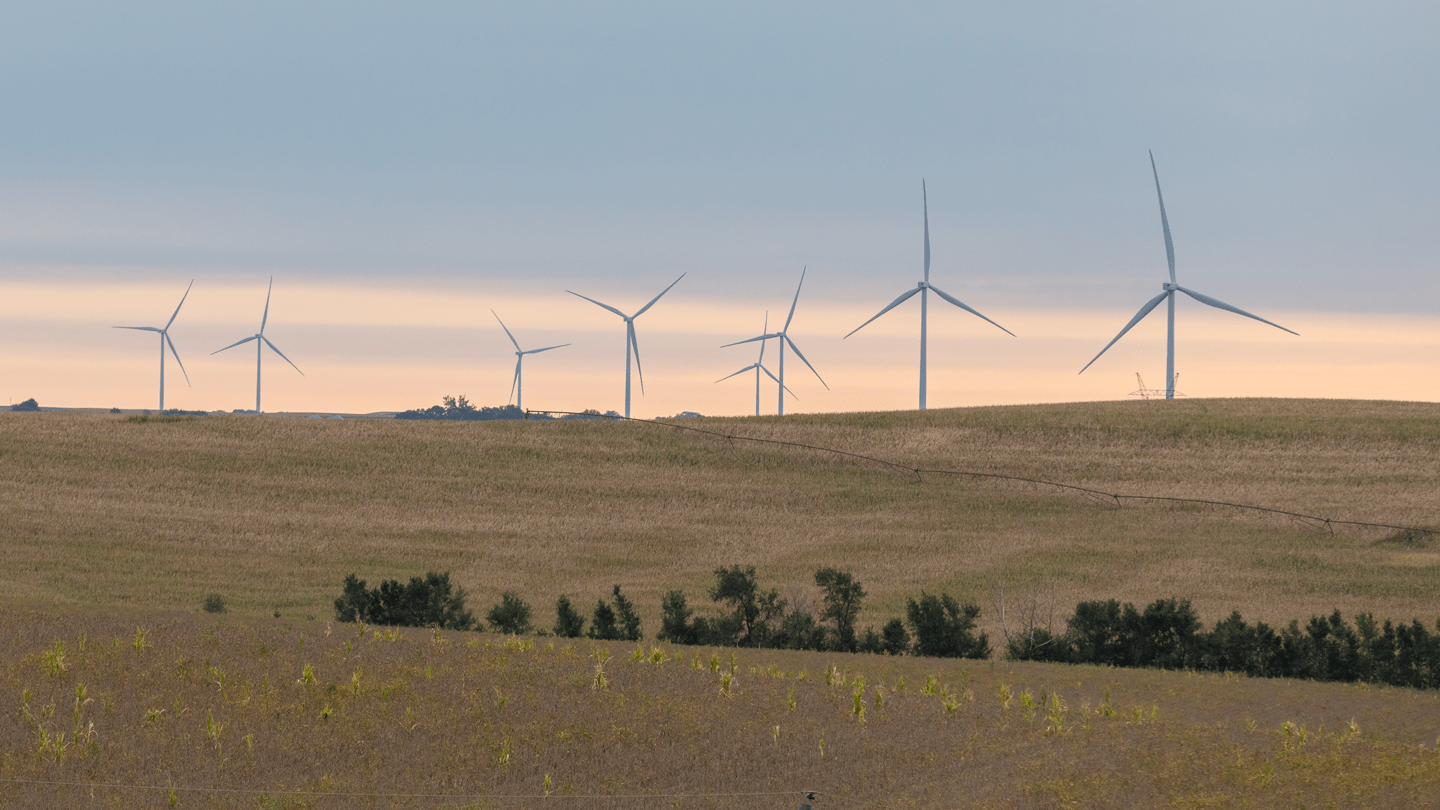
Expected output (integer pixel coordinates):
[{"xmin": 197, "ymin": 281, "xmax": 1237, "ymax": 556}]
[
  {"xmin": 486, "ymin": 591, "xmax": 533, "ymax": 634},
  {"xmin": 589, "ymin": 599, "xmax": 620, "ymax": 640},
  {"xmin": 814, "ymin": 567, "xmax": 866, "ymax": 652},
  {"xmin": 709, "ymin": 565, "xmax": 784, "ymax": 647},
  {"xmin": 611, "ymin": 585, "xmax": 643, "ymax": 641},
  {"xmin": 905, "ymin": 592, "xmax": 990, "ymax": 659},
  {"xmin": 553, "ymin": 595, "xmax": 585, "ymax": 638},
  {"xmin": 657, "ymin": 590, "xmax": 698, "ymax": 645}
]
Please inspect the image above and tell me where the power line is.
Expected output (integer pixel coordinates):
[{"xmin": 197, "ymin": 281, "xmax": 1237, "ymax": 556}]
[{"xmin": 527, "ymin": 409, "xmax": 1436, "ymax": 537}]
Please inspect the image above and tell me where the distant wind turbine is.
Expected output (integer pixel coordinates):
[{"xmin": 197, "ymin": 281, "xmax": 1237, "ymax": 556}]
[
  {"xmin": 722, "ymin": 267, "xmax": 827, "ymax": 416},
  {"xmin": 844, "ymin": 181, "xmax": 1014, "ymax": 410},
  {"xmin": 567, "ymin": 274, "xmax": 685, "ymax": 418},
  {"xmin": 210, "ymin": 277, "xmax": 304, "ymax": 413},
  {"xmin": 1079, "ymin": 152, "xmax": 1298, "ymax": 398},
  {"xmin": 716, "ymin": 312, "xmax": 795, "ymax": 416},
  {"xmin": 492, "ymin": 310, "xmax": 570, "ymax": 411},
  {"xmin": 113, "ymin": 279, "xmax": 194, "ymax": 412}
]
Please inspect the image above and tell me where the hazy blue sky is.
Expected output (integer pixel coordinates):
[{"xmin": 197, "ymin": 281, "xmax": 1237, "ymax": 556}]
[
  {"xmin": 4, "ymin": 2, "xmax": 1437, "ymax": 308},
  {"xmin": 2, "ymin": 3, "xmax": 1437, "ymax": 414}
]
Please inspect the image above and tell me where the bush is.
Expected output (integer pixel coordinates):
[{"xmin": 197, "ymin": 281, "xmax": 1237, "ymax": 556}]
[
  {"xmin": 333, "ymin": 572, "xmax": 476, "ymax": 630},
  {"xmin": 486, "ymin": 591, "xmax": 533, "ymax": 635},
  {"xmin": 202, "ymin": 594, "xmax": 227, "ymax": 614},
  {"xmin": 553, "ymin": 595, "xmax": 585, "ymax": 638},
  {"xmin": 589, "ymin": 599, "xmax": 619, "ymax": 640},
  {"xmin": 11, "ymin": 398, "xmax": 38, "ymax": 412},
  {"xmin": 588, "ymin": 585, "xmax": 641, "ymax": 641},
  {"xmin": 905, "ymin": 592, "xmax": 990, "ymax": 659}
]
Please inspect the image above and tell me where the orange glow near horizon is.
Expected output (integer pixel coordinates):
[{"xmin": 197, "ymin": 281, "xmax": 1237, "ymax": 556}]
[{"xmin": 2, "ymin": 280, "xmax": 1436, "ymax": 416}]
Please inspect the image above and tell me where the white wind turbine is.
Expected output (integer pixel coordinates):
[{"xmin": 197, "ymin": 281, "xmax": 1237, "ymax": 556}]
[
  {"xmin": 722, "ymin": 267, "xmax": 827, "ymax": 416},
  {"xmin": 210, "ymin": 277, "xmax": 304, "ymax": 413},
  {"xmin": 1079, "ymin": 152, "xmax": 1298, "ymax": 397},
  {"xmin": 113, "ymin": 279, "xmax": 194, "ymax": 412},
  {"xmin": 492, "ymin": 309, "xmax": 570, "ymax": 411},
  {"xmin": 844, "ymin": 181, "xmax": 1014, "ymax": 410},
  {"xmin": 567, "ymin": 273, "xmax": 685, "ymax": 418},
  {"xmin": 715, "ymin": 312, "xmax": 795, "ymax": 416}
]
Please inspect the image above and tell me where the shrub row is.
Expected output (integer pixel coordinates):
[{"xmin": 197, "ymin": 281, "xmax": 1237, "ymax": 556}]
[{"xmin": 1010, "ymin": 597, "xmax": 1440, "ymax": 690}]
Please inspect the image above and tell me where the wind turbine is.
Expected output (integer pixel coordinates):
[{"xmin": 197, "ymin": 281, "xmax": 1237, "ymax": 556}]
[
  {"xmin": 844, "ymin": 181, "xmax": 1014, "ymax": 410},
  {"xmin": 567, "ymin": 273, "xmax": 685, "ymax": 418},
  {"xmin": 716, "ymin": 312, "xmax": 796, "ymax": 416},
  {"xmin": 113, "ymin": 279, "xmax": 194, "ymax": 412},
  {"xmin": 210, "ymin": 276, "xmax": 304, "ymax": 413},
  {"xmin": 721, "ymin": 267, "xmax": 827, "ymax": 416},
  {"xmin": 1079, "ymin": 152, "xmax": 1298, "ymax": 398},
  {"xmin": 492, "ymin": 309, "xmax": 570, "ymax": 411}
]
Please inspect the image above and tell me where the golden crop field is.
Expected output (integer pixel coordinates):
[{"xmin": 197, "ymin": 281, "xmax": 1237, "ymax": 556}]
[
  {"xmin": 2, "ymin": 608, "xmax": 1438, "ymax": 808},
  {"xmin": 2, "ymin": 400, "xmax": 1437, "ymax": 639}
]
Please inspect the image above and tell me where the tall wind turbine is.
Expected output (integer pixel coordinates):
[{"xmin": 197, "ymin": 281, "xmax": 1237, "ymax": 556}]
[
  {"xmin": 1079, "ymin": 152, "xmax": 1298, "ymax": 398},
  {"xmin": 716, "ymin": 312, "xmax": 795, "ymax": 416},
  {"xmin": 844, "ymin": 181, "xmax": 1014, "ymax": 410},
  {"xmin": 722, "ymin": 267, "xmax": 827, "ymax": 416},
  {"xmin": 113, "ymin": 279, "xmax": 194, "ymax": 411},
  {"xmin": 567, "ymin": 273, "xmax": 685, "ymax": 418},
  {"xmin": 492, "ymin": 309, "xmax": 570, "ymax": 411},
  {"xmin": 211, "ymin": 277, "xmax": 304, "ymax": 413}
]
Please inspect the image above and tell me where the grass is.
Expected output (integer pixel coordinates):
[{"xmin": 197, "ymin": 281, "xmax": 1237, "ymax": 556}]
[
  {"xmin": 2, "ymin": 608, "xmax": 1439, "ymax": 808},
  {"xmin": 1, "ymin": 399, "xmax": 1438, "ymax": 642}
]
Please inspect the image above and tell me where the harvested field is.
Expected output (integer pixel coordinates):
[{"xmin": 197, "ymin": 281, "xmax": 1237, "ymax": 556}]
[
  {"xmin": 2, "ymin": 400, "xmax": 1437, "ymax": 638},
  {"xmin": 2, "ymin": 608, "xmax": 1438, "ymax": 808}
]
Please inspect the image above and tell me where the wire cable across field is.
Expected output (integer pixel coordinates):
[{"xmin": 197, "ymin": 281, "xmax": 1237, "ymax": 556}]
[{"xmin": 527, "ymin": 409, "xmax": 1436, "ymax": 538}]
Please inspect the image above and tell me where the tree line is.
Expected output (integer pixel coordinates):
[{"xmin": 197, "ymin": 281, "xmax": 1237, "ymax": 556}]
[{"xmin": 333, "ymin": 569, "xmax": 1440, "ymax": 689}]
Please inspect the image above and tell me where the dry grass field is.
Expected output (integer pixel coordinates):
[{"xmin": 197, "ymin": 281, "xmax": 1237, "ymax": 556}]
[
  {"xmin": 3, "ymin": 608, "xmax": 1438, "ymax": 809},
  {"xmin": 2, "ymin": 400, "xmax": 1437, "ymax": 640}
]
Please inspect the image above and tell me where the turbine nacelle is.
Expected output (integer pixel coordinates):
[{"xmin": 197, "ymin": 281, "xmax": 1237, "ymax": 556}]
[{"xmin": 1162, "ymin": 282, "xmax": 1179, "ymax": 291}]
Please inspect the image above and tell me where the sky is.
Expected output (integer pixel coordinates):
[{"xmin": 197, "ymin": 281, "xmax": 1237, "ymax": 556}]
[{"xmin": 2, "ymin": 2, "xmax": 1437, "ymax": 416}]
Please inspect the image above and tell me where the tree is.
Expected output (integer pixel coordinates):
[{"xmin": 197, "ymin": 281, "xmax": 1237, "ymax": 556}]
[
  {"xmin": 589, "ymin": 599, "xmax": 620, "ymax": 640},
  {"xmin": 905, "ymin": 592, "xmax": 990, "ymax": 659},
  {"xmin": 553, "ymin": 595, "xmax": 585, "ymax": 638},
  {"xmin": 611, "ymin": 585, "xmax": 643, "ymax": 641},
  {"xmin": 657, "ymin": 590, "xmax": 698, "ymax": 645},
  {"xmin": 11, "ymin": 398, "xmax": 39, "ymax": 412},
  {"xmin": 814, "ymin": 568, "xmax": 865, "ymax": 652},
  {"xmin": 333, "ymin": 572, "xmax": 475, "ymax": 630},
  {"xmin": 486, "ymin": 591, "xmax": 533, "ymax": 635},
  {"xmin": 709, "ymin": 565, "xmax": 784, "ymax": 647}
]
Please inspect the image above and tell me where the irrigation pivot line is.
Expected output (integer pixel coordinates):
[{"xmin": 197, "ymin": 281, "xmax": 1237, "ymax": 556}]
[{"xmin": 112, "ymin": 279, "xmax": 193, "ymax": 411}]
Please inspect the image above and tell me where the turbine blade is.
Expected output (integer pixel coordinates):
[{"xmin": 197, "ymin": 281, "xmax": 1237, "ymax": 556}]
[
  {"xmin": 260, "ymin": 276, "xmax": 274, "ymax": 334},
  {"xmin": 523, "ymin": 343, "xmax": 571, "ymax": 355},
  {"xmin": 509, "ymin": 359, "xmax": 520, "ymax": 405},
  {"xmin": 166, "ymin": 332, "xmax": 191, "ymax": 386},
  {"xmin": 165, "ymin": 279, "xmax": 194, "ymax": 330},
  {"xmin": 843, "ymin": 286, "xmax": 921, "ymax": 339},
  {"xmin": 632, "ymin": 272, "xmax": 686, "ymax": 318},
  {"xmin": 261, "ymin": 335, "xmax": 304, "ymax": 376},
  {"xmin": 492, "ymin": 309, "xmax": 522, "ymax": 351},
  {"xmin": 715, "ymin": 364, "xmax": 759, "ymax": 383},
  {"xmin": 783, "ymin": 266, "xmax": 807, "ymax": 332},
  {"xmin": 1150, "ymin": 150, "xmax": 1176, "ymax": 283},
  {"xmin": 1176, "ymin": 286, "xmax": 1299, "ymax": 336},
  {"xmin": 1078, "ymin": 291, "xmax": 1169, "ymax": 374},
  {"xmin": 923, "ymin": 180, "xmax": 930, "ymax": 283},
  {"xmin": 760, "ymin": 365, "xmax": 799, "ymax": 399},
  {"xmin": 629, "ymin": 322, "xmax": 645, "ymax": 395},
  {"xmin": 784, "ymin": 335, "xmax": 828, "ymax": 389},
  {"xmin": 211, "ymin": 335, "xmax": 258, "ymax": 355},
  {"xmin": 757, "ymin": 312, "xmax": 769, "ymax": 363},
  {"xmin": 566, "ymin": 291, "xmax": 628, "ymax": 319},
  {"xmin": 114, "ymin": 326, "xmax": 162, "ymax": 332},
  {"xmin": 926, "ymin": 284, "xmax": 1016, "ymax": 336},
  {"xmin": 721, "ymin": 332, "xmax": 782, "ymax": 349}
]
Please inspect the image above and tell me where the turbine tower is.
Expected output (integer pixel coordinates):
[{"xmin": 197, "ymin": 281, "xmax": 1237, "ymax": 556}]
[
  {"xmin": 722, "ymin": 267, "xmax": 827, "ymax": 416},
  {"xmin": 492, "ymin": 309, "xmax": 570, "ymax": 411},
  {"xmin": 1079, "ymin": 152, "xmax": 1298, "ymax": 397},
  {"xmin": 844, "ymin": 181, "xmax": 1014, "ymax": 410},
  {"xmin": 567, "ymin": 273, "xmax": 685, "ymax": 418},
  {"xmin": 211, "ymin": 277, "xmax": 304, "ymax": 413},
  {"xmin": 716, "ymin": 312, "xmax": 795, "ymax": 416},
  {"xmin": 113, "ymin": 279, "xmax": 194, "ymax": 412}
]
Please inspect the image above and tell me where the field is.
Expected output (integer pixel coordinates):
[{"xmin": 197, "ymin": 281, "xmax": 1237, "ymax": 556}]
[
  {"xmin": 3, "ymin": 400, "xmax": 1439, "ymax": 807},
  {"xmin": 2, "ymin": 400, "xmax": 1437, "ymax": 636}
]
